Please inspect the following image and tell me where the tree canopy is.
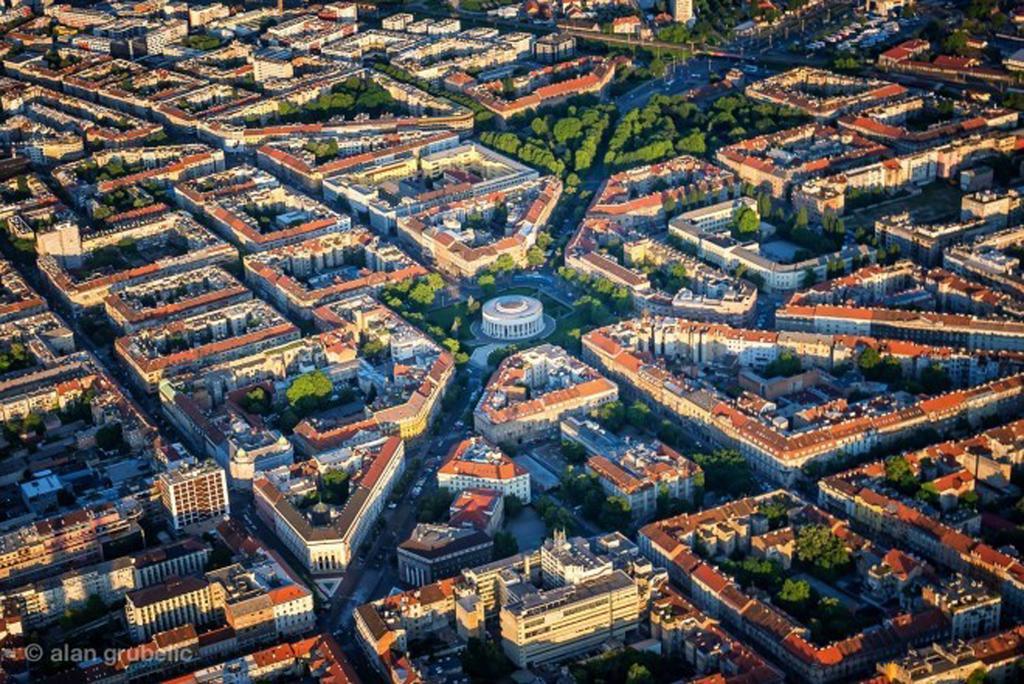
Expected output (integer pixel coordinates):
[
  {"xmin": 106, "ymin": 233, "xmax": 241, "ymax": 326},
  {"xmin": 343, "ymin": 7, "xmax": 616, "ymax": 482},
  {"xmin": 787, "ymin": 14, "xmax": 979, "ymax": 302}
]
[{"xmin": 286, "ymin": 370, "xmax": 333, "ymax": 415}]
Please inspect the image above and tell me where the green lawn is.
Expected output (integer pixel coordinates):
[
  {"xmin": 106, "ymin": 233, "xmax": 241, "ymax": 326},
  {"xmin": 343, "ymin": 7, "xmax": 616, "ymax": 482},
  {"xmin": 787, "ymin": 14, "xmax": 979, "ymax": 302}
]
[
  {"xmin": 548, "ymin": 310, "xmax": 588, "ymax": 352},
  {"xmin": 502, "ymin": 286, "xmax": 570, "ymax": 317}
]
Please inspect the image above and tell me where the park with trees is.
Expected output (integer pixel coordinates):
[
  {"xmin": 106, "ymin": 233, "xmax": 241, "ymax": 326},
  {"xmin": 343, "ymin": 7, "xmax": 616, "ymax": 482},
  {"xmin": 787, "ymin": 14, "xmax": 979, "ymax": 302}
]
[
  {"xmin": 268, "ymin": 75, "xmax": 398, "ymax": 126},
  {"xmin": 480, "ymin": 101, "xmax": 616, "ymax": 184},
  {"xmin": 603, "ymin": 93, "xmax": 806, "ymax": 170}
]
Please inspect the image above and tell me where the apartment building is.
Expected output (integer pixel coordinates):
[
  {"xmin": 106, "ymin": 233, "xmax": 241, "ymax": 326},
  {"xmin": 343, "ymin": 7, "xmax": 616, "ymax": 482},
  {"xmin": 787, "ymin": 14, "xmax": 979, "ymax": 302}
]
[
  {"xmin": 0, "ymin": 258, "xmax": 47, "ymax": 324},
  {"xmin": 500, "ymin": 569, "xmax": 640, "ymax": 668},
  {"xmin": 775, "ymin": 304, "xmax": 1024, "ymax": 351},
  {"xmin": 819, "ymin": 467, "xmax": 1024, "ymax": 615},
  {"xmin": 174, "ymin": 166, "xmax": 351, "ymax": 253},
  {"xmin": 0, "ymin": 501, "xmax": 143, "ymax": 589},
  {"xmin": 922, "ymin": 576, "xmax": 1001, "ymax": 641},
  {"xmin": 669, "ymin": 201, "xmax": 873, "ymax": 292},
  {"xmin": 396, "ymin": 176, "xmax": 562, "ymax": 278},
  {"xmin": 792, "ymin": 128, "xmax": 1022, "ymax": 218},
  {"xmin": 105, "ymin": 266, "xmax": 252, "ymax": 334},
  {"xmin": 716, "ymin": 124, "xmax": 890, "ymax": 198},
  {"xmin": 875, "ymin": 213, "xmax": 1000, "ymax": 267},
  {"xmin": 51, "ymin": 145, "xmax": 224, "ymax": 208},
  {"xmin": 115, "ymin": 299, "xmax": 301, "ymax": 392},
  {"xmin": 125, "ymin": 575, "xmax": 218, "ymax": 642},
  {"xmin": 744, "ymin": 68, "xmax": 907, "ymax": 120},
  {"xmin": 398, "ymin": 524, "xmax": 494, "ymax": 586},
  {"xmin": 356, "ymin": 531, "xmax": 654, "ymax": 681},
  {"xmin": 156, "ymin": 460, "xmax": 230, "ymax": 532},
  {"xmin": 638, "ymin": 493, "xmax": 949, "ymax": 683},
  {"xmin": 253, "ymin": 436, "xmax": 406, "ymax": 574},
  {"xmin": 0, "ymin": 537, "xmax": 211, "ymax": 630},
  {"xmin": 325, "ymin": 142, "xmax": 539, "ymax": 232},
  {"xmin": 243, "ymin": 229, "xmax": 427, "ymax": 320},
  {"xmin": 583, "ymin": 318, "xmax": 1024, "ymax": 485},
  {"xmin": 563, "ymin": 417, "xmax": 701, "ymax": 522},
  {"xmin": 256, "ymin": 129, "xmax": 460, "ymax": 195},
  {"xmin": 436, "ymin": 437, "xmax": 531, "ymax": 503},
  {"xmin": 37, "ymin": 212, "xmax": 237, "ymax": 310},
  {"xmin": 838, "ymin": 95, "xmax": 1019, "ymax": 152},
  {"xmin": 474, "ymin": 344, "xmax": 619, "ymax": 446},
  {"xmin": 877, "ymin": 625, "xmax": 1024, "ymax": 684}
]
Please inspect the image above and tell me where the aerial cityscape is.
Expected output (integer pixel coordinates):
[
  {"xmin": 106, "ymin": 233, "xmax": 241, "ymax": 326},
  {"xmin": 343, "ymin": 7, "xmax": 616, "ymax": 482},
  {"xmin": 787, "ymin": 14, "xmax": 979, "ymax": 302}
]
[{"xmin": 1, "ymin": 0, "xmax": 1024, "ymax": 682}]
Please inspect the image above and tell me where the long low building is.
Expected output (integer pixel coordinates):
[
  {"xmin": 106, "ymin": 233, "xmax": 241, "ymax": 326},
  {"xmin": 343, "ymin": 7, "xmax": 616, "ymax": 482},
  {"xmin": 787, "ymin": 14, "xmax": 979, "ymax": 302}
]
[
  {"xmin": 104, "ymin": 265, "xmax": 252, "ymax": 334},
  {"xmin": 242, "ymin": 229, "xmax": 427, "ymax": 321},
  {"xmin": 582, "ymin": 318, "xmax": 1024, "ymax": 485},
  {"xmin": 114, "ymin": 299, "xmax": 301, "ymax": 393},
  {"xmin": 776, "ymin": 304, "xmax": 1024, "ymax": 351},
  {"xmin": 668, "ymin": 199, "xmax": 873, "ymax": 293}
]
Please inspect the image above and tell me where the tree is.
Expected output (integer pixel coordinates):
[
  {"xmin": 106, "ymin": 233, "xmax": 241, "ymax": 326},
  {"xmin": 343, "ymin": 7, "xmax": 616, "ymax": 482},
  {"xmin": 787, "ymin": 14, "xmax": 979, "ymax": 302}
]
[
  {"xmin": 526, "ymin": 245, "xmax": 545, "ymax": 266},
  {"xmin": 626, "ymin": 400, "xmax": 651, "ymax": 429},
  {"xmin": 959, "ymin": 490, "xmax": 979, "ymax": 510},
  {"xmin": 723, "ymin": 556, "xmax": 783, "ymax": 591},
  {"xmin": 677, "ymin": 130, "xmax": 706, "ymax": 155},
  {"xmin": 460, "ymin": 638, "xmax": 515, "ymax": 683},
  {"xmin": 503, "ymin": 494, "xmax": 523, "ymax": 518},
  {"xmin": 425, "ymin": 273, "xmax": 444, "ymax": 291},
  {"xmin": 965, "ymin": 667, "xmax": 988, "ymax": 684},
  {"xmin": 442, "ymin": 338, "xmax": 461, "ymax": 355},
  {"xmin": 885, "ymin": 455, "xmax": 919, "ymax": 496},
  {"xmin": 626, "ymin": 663, "xmax": 654, "ymax": 684},
  {"xmin": 758, "ymin": 498, "xmax": 789, "ymax": 529},
  {"xmin": 286, "ymin": 370, "xmax": 333, "ymax": 415},
  {"xmin": 694, "ymin": 449, "xmax": 753, "ymax": 496},
  {"xmin": 561, "ymin": 439, "xmax": 588, "ymax": 465},
  {"xmin": 553, "ymin": 117, "xmax": 583, "ymax": 144},
  {"xmin": 916, "ymin": 481, "xmax": 940, "ymax": 506},
  {"xmin": 95, "ymin": 423, "xmax": 123, "ymax": 451},
  {"xmin": 801, "ymin": 267, "xmax": 817, "ymax": 288},
  {"xmin": 477, "ymin": 273, "xmax": 496, "ymax": 296},
  {"xmin": 763, "ymin": 350, "xmax": 802, "ymax": 378},
  {"xmin": 943, "ymin": 29, "xmax": 970, "ymax": 56},
  {"xmin": 240, "ymin": 387, "xmax": 270, "ymax": 415},
  {"xmin": 360, "ymin": 335, "xmax": 387, "ymax": 360},
  {"xmin": 796, "ymin": 525, "xmax": 851, "ymax": 579},
  {"xmin": 733, "ymin": 206, "xmax": 760, "ymax": 237},
  {"xmin": 858, "ymin": 347, "xmax": 882, "ymax": 373},
  {"xmin": 321, "ymin": 469, "xmax": 349, "ymax": 505},
  {"xmin": 794, "ymin": 207, "xmax": 809, "ymax": 230},
  {"xmin": 592, "ymin": 400, "xmax": 625, "ymax": 431},
  {"xmin": 858, "ymin": 348, "xmax": 902, "ymax": 384},
  {"xmin": 408, "ymin": 281, "xmax": 436, "ymax": 308},
  {"xmin": 600, "ymin": 496, "xmax": 632, "ymax": 532},
  {"xmin": 417, "ymin": 489, "xmax": 455, "ymax": 523},
  {"xmin": 777, "ymin": 578, "xmax": 812, "ymax": 613},
  {"xmin": 493, "ymin": 531, "xmax": 519, "ymax": 560},
  {"xmin": 491, "ymin": 253, "xmax": 517, "ymax": 275},
  {"xmin": 920, "ymin": 364, "xmax": 952, "ymax": 394}
]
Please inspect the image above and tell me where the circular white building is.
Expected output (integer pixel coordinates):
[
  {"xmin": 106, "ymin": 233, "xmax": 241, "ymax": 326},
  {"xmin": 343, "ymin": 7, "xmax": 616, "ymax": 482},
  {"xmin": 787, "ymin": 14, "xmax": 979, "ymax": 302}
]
[{"xmin": 482, "ymin": 295, "xmax": 544, "ymax": 340}]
